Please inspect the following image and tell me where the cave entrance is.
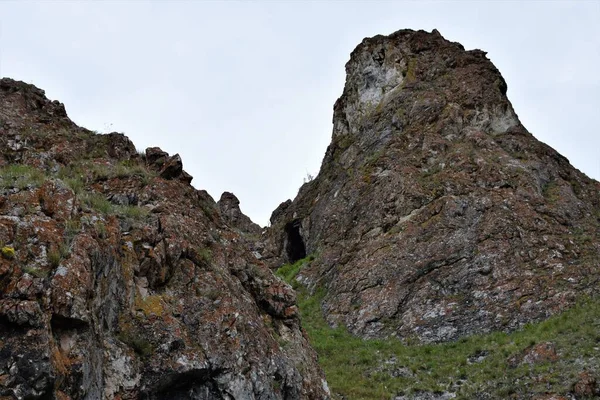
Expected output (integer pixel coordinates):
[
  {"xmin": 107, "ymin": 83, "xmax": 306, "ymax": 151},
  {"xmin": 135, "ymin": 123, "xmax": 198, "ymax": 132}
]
[{"xmin": 284, "ymin": 219, "xmax": 306, "ymax": 263}]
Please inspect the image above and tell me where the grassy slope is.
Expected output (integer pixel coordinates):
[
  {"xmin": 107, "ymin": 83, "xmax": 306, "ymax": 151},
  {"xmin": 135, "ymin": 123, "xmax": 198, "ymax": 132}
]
[{"xmin": 277, "ymin": 257, "xmax": 600, "ymax": 399}]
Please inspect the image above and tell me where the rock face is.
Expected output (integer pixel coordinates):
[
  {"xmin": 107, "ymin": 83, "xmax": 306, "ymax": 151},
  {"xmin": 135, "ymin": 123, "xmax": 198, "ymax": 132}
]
[
  {"xmin": 0, "ymin": 78, "xmax": 328, "ymax": 399},
  {"xmin": 265, "ymin": 29, "xmax": 600, "ymax": 342}
]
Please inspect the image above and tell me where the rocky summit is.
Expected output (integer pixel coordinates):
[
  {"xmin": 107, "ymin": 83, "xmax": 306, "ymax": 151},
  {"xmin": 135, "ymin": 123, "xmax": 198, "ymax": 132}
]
[
  {"xmin": 1, "ymin": 28, "xmax": 599, "ymax": 400},
  {"xmin": 264, "ymin": 29, "xmax": 600, "ymax": 342},
  {"xmin": 0, "ymin": 78, "xmax": 328, "ymax": 399}
]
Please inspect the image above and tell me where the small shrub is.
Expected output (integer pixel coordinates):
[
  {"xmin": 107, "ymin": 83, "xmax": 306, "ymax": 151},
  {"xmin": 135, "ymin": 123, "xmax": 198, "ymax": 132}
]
[{"xmin": 47, "ymin": 248, "xmax": 62, "ymax": 267}]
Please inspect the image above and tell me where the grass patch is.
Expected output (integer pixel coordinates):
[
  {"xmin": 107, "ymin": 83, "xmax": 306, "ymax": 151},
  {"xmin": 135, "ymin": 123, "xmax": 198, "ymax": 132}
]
[
  {"xmin": 22, "ymin": 266, "xmax": 49, "ymax": 278},
  {"xmin": 81, "ymin": 192, "xmax": 114, "ymax": 214},
  {"xmin": 116, "ymin": 318, "xmax": 155, "ymax": 358},
  {"xmin": 115, "ymin": 204, "xmax": 149, "ymax": 220},
  {"xmin": 278, "ymin": 260, "xmax": 600, "ymax": 399},
  {"xmin": 81, "ymin": 191, "xmax": 148, "ymax": 221},
  {"xmin": 0, "ymin": 164, "xmax": 46, "ymax": 190},
  {"xmin": 275, "ymin": 255, "xmax": 314, "ymax": 288}
]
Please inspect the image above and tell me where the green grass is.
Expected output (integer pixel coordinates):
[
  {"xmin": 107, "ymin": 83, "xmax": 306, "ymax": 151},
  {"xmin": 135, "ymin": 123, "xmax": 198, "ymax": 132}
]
[
  {"xmin": 277, "ymin": 258, "xmax": 600, "ymax": 399},
  {"xmin": 115, "ymin": 204, "xmax": 149, "ymax": 219},
  {"xmin": 275, "ymin": 255, "xmax": 314, "ymax": 288},
  {"xmin": 0, "ymin": 164, "xmax": 46, "ymax": 190},
  {"xmin": 81, "ymin": 192, "xmax": 148, "ymax": 221},
  {"xmin": 22, "ymin": 266, "xmax": 49, "ymax": 278},
  {"xmin": 82, "ymin": 192, "xmax": 114, "ymax": 214}
]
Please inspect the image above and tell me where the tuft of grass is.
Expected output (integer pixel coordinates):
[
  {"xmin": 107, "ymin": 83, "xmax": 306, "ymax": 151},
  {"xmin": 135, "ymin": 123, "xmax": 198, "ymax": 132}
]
[
  {"xmin": 116, "ymin": 318, "xmax": 155, "ymax": 358},
  {"xmin": 65, "ymin": 219, "xmax": 81, "ymax": 238},
  {"xmin": 47, "ymin": 248, "xmax": 62, "ymax": 268},
  {"xmin": 282, "ymin": 256, "xmax": 600, "ymax": 399},
  {"xmin": 542, "ymin": 180, "xmax": 561, "ymax": 203},
  {"xmin": 196, "ymin": 248, "xmax": 212, "ymax": 266},
  {"xmin": 22, "ymin": 266, "xmax": 49, "ymax": 278},
  {"xmin": 81, "ymin": 192, "xmax": 114, "ymax": 214},
  {"xmin": 94, "ymin": 221, "xmax": 108, "ymax": 239},
  {"xmin": 64, "ymin": 177, "xmax": 84, "ymax": 195}
]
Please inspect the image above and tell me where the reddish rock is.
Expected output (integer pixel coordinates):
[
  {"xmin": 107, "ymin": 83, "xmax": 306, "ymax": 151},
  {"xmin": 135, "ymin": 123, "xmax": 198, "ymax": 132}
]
[{"xmin": 573, "ymin": 371, "xmax": 598, "ymax": 397}]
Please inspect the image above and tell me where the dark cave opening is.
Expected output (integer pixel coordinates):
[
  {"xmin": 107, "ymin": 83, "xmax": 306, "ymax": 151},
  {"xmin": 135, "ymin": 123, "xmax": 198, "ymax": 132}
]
[{"xmin": 284, "ymin": 219, "xmax": 306, "ymax": 263}]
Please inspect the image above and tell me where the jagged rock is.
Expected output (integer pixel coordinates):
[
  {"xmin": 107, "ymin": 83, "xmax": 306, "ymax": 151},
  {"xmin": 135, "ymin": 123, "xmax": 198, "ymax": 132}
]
[
  {"xmin": 264, "ymin": 29, "xmax": 600, "ymax": 342},
  {"xmin": 0, "ymin": 79, "xmax": 328, "ymax": 399},
  {"xmin": 145, "ymin": 147, "xmax": 193, "ymax": 184},
  {"xmin": 106, "ymin": 132, "xmax": 137, "ymax": 160},
  {"xmin": 218, "ymin": 192, "xmax": 262, "ymax": 235},
  {"xmin": 159, "ymin": 153, "xmax": 183, "ymax": 180},
  {"xmin": 145, "ymin": 147, "xmax": 169, "ymax": 168}
]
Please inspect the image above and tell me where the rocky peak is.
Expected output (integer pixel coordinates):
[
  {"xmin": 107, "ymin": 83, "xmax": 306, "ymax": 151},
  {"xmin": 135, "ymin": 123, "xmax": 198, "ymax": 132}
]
[{"xmin": 265, "ymin": 29, "xmax": 600, "ymax": 342}]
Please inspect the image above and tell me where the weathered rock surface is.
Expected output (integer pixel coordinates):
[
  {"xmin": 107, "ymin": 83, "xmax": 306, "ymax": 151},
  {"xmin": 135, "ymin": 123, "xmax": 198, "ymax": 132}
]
[
  {"xmin": 0, "ymin": 78, "xmax": 328, "ymax": 399},
  {"xmin": 264, "ymin": 29, "xmax": 600, "ymax": 342},
  {"xmin": 218, "ymin": 192, "xmax": 262, "ymax": 236}
]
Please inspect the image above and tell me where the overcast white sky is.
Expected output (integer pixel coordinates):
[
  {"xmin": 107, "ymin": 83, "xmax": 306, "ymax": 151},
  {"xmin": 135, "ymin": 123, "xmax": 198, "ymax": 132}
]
[{"xmin": 0, "ymin": 1, "xmax": 598, "ymax": 226}]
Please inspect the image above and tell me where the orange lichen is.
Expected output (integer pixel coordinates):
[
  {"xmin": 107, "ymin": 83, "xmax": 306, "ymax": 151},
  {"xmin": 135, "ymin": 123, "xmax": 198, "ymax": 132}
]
[{"xmin": 135, "ymin": 294, "xmax": 164, "ymax": 317}]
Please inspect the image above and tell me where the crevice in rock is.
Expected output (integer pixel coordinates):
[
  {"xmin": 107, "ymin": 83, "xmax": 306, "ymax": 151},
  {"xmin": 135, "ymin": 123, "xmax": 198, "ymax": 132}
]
[{"xmin": 284, "ymin": 219, "xmax": 306, "ymax": 263}]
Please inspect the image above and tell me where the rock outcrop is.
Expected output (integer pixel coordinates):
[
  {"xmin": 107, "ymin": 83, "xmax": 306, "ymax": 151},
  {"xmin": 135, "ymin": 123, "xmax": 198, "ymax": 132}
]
[
  {"xmin": 264, "ymin": 29, "xmax": 600, "ymax": 342},
  {"xmin": 218, "ymin": 192, "xmax": 261, "ymax": 236},
  {"xmin": 0, "ymin": 78, "xmax": 329, "ymax": 399}
]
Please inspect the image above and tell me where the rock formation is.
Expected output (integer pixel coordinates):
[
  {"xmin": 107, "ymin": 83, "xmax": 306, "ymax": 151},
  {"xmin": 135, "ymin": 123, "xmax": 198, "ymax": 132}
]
[
  {"xmin": 0, "ymin": 78, "xmax": 329, "ymax": 399},
  {"xmin": 1, "ymin": 27, "xmax": 599, "ymax": 400},
  {"xmin": 264, "ymin": 29, "xmax": 600, "ymax": 343}
]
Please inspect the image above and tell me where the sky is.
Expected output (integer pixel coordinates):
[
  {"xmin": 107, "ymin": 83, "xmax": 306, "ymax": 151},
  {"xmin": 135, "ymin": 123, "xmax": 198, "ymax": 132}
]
[{"xmin": 0, "ymin": 1, "xmax": 598, "ymax": 226}]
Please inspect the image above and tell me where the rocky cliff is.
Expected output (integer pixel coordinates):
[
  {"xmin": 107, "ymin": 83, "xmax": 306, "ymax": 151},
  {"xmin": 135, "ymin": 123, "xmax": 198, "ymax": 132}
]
[
  {"xmin": 0, "ymin": 79, "xmax": 329, "ymax": 399},
  {"xmin": 265, "ymin": 29, "xmax": 600, "ymax": 343}
]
